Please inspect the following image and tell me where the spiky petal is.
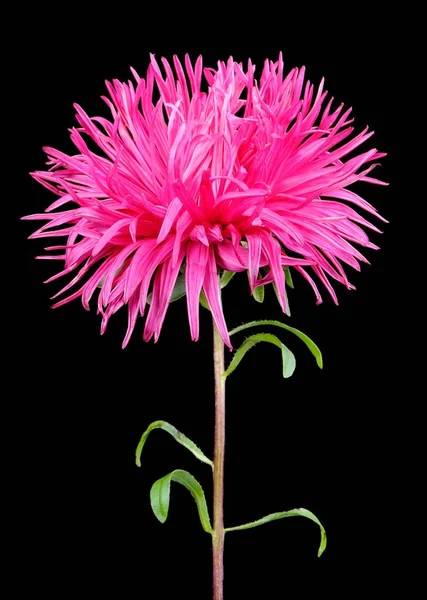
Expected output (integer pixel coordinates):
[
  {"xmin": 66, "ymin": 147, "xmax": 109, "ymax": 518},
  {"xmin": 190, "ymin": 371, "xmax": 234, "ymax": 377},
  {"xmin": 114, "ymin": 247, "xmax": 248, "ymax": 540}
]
[{"xmin": 25, "ymin": 53, "xmax": 386, "ymax": 348}]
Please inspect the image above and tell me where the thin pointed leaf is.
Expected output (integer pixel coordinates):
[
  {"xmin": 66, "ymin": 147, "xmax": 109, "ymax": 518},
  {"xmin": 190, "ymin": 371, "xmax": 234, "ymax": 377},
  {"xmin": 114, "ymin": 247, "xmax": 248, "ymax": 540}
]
[
  {"xmin": 223, "ymin": 333, "xmax": 296, "ymax": 379},
  {"xmin": 169, "ymin": 274, "xmax": 186, "ymax": 302},
  {"xmin": 147, "ymin": 274, "xmax": 186, "ymax": 305},
  {"xmin": 136, "ymin": 420, "xmax": 213, "ymax": 468},
  {"xmin": 97, "ymin": 266, "xmax": 124, "ymax": 288},
  {"xmin": 284, "ymin": 267, "xmax": 294, "ymax": 289},
  {"xmin": 220, "ymin": 270, "xmax": 235, "ymax": 289},
  {"xmin": 150, "ymin": 469, "xmax": 212, "ymax": 534},
  {"xmin": 225, "ymin": 507, "xmax": 327, "ymax": 557},
  {"xmin": 253, "ymin": 285, "xmax": 265, "ymax": 303},
  {"xmin": 199, "ymin": 290, "xmax": 210, "ymax": 310},
  {"xmin": 273, "ymin": 282, "xmax": 291, "ymax": 316},
  {"xmin": 229, "ymin": 320, "xmax": 323, "ymax": 369}
]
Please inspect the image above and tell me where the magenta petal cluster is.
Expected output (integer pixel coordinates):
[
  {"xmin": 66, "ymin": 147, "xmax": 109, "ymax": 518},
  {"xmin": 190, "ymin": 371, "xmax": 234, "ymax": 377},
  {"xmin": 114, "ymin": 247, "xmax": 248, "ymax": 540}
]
[{"xmin": 25, "ymin": 54, "xmax": 386, "ymax": 348}]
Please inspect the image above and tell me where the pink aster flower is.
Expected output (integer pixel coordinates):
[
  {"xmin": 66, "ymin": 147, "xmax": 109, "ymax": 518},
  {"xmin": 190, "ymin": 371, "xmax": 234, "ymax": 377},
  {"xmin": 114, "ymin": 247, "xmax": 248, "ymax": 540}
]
[{"xmin": 24, "ymin": 53, "xmax": 386, "ymax": 349}]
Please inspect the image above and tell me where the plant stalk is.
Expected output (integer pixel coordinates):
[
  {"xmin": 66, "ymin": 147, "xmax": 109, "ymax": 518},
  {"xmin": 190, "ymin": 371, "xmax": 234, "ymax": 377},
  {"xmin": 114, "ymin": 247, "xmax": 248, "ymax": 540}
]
[{"xmin": 212, "ymin": 319, "xmax": 226, "ymax": 600}]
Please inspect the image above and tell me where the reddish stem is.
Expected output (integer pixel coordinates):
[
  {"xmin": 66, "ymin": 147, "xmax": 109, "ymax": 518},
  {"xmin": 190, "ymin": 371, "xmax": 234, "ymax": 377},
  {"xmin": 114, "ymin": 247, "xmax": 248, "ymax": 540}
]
[{"xmin": 212, "ymin": 320, "xmax": 225, "ymax": 600}]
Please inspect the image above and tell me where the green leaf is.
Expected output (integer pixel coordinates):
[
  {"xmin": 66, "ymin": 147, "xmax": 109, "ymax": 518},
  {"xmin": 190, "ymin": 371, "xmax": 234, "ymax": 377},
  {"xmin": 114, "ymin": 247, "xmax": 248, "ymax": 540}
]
[
  {"xmin": 284, "ymin": 267, "xmax": 294, "ymax": 289},
  {"xmin": 223, "ymin": 333, "xmax": 296, "ymax": 379},
  {"xmin": 136, "ymin": 420, "xmax": 213, "ymax": 468},
  {"xmin": 199, "ymin": 290, "xmax": 210, "ymax": 310},
  {"xmin": 97, "ymin": 266, "xmax": 124, "ymax": 288},
  {"xmin": 253, "ymin": 285, "xmax": 265, "ymax": 303},
  {"xmin": 272, "ymin": 282, "xmax": 291, "ymax": 316},
  {"xmin": 229, "ymin": 320, "xmax": 323, "ymax": 369},
  {"xmin": 150, "ymin": 469, "xmax": 213, "ymax": 534},
  {"xmin": 220, "ymin": 270, "xmax": 235, "ymax": 289},
  {"xmin": 225, "ymin": 507, "xmax": 327, "ymax": 557},
  {"xmin": 147, "ymin": 274, "xmax": 186, "ymax": 305}
]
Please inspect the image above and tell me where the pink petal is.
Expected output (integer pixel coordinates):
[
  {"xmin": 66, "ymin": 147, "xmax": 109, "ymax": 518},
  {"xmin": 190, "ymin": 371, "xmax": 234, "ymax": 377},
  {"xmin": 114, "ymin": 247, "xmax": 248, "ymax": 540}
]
[
  {"xmin": 246, "ymin": 233, "xmax": 262, "ymax": 291},
  {"xmin": 143, "ymin": 248, "xmax": 185, "ymax": 343},
  {"xmin": 185, "ymin": 241, "xmax": 210, "ymax": 341},
  {"xmin": 203, "ymin": 248, "xmax": 232, "ymax": 350}
]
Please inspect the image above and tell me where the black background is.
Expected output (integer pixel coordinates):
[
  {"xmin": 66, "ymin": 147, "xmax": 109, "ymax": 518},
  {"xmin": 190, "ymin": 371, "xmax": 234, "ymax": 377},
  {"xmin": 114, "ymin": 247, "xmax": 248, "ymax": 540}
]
[{"xmin": 11, "ymin": 11, "xmax": 413, "ymax": 599}]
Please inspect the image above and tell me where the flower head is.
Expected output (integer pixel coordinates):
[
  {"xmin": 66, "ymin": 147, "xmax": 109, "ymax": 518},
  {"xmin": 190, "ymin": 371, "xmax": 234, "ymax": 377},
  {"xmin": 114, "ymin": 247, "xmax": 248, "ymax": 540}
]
[{"xmin": 25, "ymin": 54, "xmax": 386, "ymax": 348}]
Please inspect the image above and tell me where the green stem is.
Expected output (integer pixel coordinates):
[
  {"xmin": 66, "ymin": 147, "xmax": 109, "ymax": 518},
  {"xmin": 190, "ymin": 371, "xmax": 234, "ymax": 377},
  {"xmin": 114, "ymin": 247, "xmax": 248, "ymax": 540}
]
[{"xmin": 212, "ymin": 319, "xmax": 225, "ymax": 600}]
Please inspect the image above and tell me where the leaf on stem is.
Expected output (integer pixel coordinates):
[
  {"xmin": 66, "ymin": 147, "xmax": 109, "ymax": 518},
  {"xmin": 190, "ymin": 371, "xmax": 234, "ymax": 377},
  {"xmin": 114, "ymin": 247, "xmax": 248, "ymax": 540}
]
[
  {"xmin": 272, "ymin": 282, "xmax": 291, "ymax": 316},
  {"xmin": 229, "ymin": 320, "xmax": 323, "ymax": 369},
  {"xmin": 150, "ymin": 469, "xmax": 213, "ymax": 534},
  {"xmin": 199, "ymin": 290, "xmax": 210, "ymax": 310},
  {"xmin": 220, "ymin": 270, "xmax": 235, "ymax": 289},
  {"xmin": 253, "ymin": 285, "xmax": 265, "ymax": 303},
  {"xmin": 223, "ymin": 333, "xmax": 296, "ymax": 379},
  {"xmin": 147, "ymin": 274, "xmax": 185, "ymax": 305},
  {"xmin": 136, "ymin": 420, "xmax": 213, "ymax": 468},
  {"xmin": 225, "ymin": 507, "xmax": 327, "ymax": 557},
  {"xmin": 284, "ymin": 267, "xmax": 294, "ymax": 289}
]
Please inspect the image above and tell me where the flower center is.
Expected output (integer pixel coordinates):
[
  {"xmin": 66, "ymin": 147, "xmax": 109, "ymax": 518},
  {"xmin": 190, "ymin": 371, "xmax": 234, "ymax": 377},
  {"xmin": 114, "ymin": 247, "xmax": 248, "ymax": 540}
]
[{"xmin": 189, "ymin": 223, "xmax": 224, "ymax": 246}]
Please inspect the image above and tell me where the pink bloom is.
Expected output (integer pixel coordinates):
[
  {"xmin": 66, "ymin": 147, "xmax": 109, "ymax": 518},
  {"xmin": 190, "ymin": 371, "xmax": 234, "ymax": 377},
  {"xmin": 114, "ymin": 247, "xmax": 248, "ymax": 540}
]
[{"xmin": 24, "ymin": 54, "xmax": 386, "ymax": 349}]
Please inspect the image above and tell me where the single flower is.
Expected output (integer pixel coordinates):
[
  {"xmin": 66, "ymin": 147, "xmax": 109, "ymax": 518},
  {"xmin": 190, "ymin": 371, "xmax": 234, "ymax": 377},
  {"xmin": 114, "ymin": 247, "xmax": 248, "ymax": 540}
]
[{"xmin": 24, "ymin": 53, "xmax": 386, "ymax": 348}]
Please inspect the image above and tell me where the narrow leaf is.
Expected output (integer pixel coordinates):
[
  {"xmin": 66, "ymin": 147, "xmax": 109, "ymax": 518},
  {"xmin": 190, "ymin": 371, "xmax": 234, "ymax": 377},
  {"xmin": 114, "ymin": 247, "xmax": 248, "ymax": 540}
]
[
  {"xmin": 225, "ymin": 507, "xmax": 327, "ymax": 557},
  {"xmin": 199, "ymin": 290, "xmax": 210, "ymax": 310},
  {"xmin": 229, "ymin": 320, "xmax": 323, "ymax": 369},
  {"xmin": 273, "ymin": 282, "xmax": 291, "ymax": 316},
  {"xmin": 284, "ymin": 267, "xmax": 294, "ymax": 289},
  {"xmin": 147, "ymin": 274, "xmax": 186, "ymax": 305},
  {"xmin": 97, "ymin": 266, "xmax": 124, "ymax": 288},
  {"xmin": 150, "ymin": 469, "xmax": 213, "ymax": 534},
  {"xmin": 136, "ymin": 420, "xmax": 213, "ymax": 468},
  {"xmin": 220, "ymin": 270, "xmax": 235, "ymax": 289},
  {"xmin": 223, "ymin": 333, "xmax": 296, "ymax": 379},
  {"xmin": 253, "ymin": 285, "xmax": 265, "ymax": 303}
]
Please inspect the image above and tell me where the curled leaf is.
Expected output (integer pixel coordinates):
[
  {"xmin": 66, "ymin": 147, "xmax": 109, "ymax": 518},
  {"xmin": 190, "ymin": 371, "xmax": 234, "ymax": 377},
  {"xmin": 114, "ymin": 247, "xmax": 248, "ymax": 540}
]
[
  {"xmin": 225, "ymin": 507, "xmax": 327, "ymax": 557},
  {"xmin": 136, "ymin": 420, "xmax": 213, "ymax": 468},
  {"xmin": 229, "ymin": 320, "xmax": 323, "ymax": 369},
  {"xmin": 253, "ymin": 285, "xmax": 265, "ymax": 303},
  {"xmin": 150, "ymin": 469, "xmax": 213, "ymax": 534},
  {"xmin": 223, "ymin": 333, "xmax": 296, "ymax": 379}
]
